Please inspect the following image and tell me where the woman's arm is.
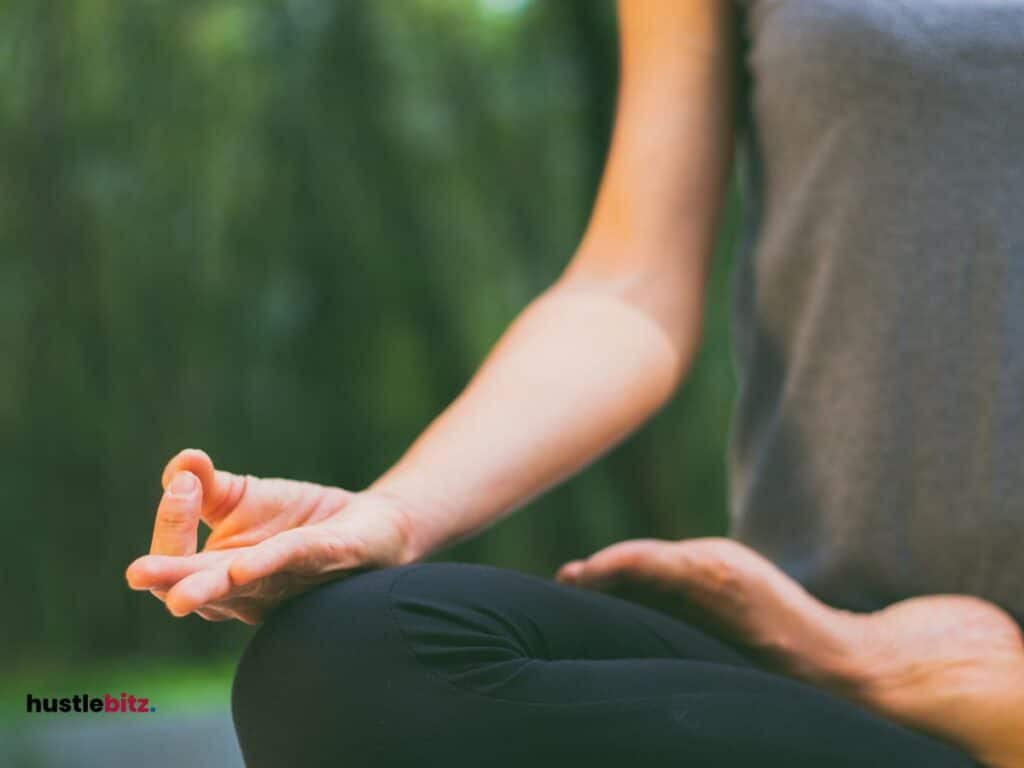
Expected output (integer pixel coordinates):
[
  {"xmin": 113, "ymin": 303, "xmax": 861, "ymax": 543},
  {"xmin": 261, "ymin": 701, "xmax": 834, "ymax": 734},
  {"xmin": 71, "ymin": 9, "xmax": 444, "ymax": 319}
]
[
  {"xmin": 372, "ymin": 0, "xmax": 739, "ymax": 561},
  {"xmin": 125, "ymin": 0, "xmax": 740, "ymax": 622}
]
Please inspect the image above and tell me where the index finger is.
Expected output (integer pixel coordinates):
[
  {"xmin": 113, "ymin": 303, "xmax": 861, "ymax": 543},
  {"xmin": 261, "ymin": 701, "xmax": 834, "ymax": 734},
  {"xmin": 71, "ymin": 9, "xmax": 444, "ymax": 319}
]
[{"xmin": 150, "ymin": 470, "xmax": 202, "ymax": 556}]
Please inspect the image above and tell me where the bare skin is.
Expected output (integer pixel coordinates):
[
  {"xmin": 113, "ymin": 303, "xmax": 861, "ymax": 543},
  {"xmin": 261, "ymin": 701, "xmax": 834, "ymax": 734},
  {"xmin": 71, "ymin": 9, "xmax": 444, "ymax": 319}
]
[
  {"xmin": 128, "ymin": 449, "xmax": 415, "ymax": 624},
  {"xmin": 125, "ymin": 1, "xmax": 1023, "ymax": 764},
  {"xmin": 128, "ymin": 0, "xmax": 736, "ymax": 622},
  {"xmin": 557, "ymin": 538, "xmax": 1024, "ymax": 768}
]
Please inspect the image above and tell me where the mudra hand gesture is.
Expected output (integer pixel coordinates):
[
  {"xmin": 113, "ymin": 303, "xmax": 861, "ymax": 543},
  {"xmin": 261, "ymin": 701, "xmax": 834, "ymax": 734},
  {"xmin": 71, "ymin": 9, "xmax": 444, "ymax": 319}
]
[{"xmin": 126, "ymin": 449, "xmax": 415, "ymax": 624}]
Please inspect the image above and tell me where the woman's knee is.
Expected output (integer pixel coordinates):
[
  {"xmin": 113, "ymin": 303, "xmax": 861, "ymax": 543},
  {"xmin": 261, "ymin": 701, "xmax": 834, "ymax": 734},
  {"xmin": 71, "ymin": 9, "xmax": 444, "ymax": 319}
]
[
  {"xmin": 230, "ymin": 562, "xmax": 510, "ymax": 765},
  {"xmin": 230, "ymin": 565, "xmax": 414, "ymax": 766}
]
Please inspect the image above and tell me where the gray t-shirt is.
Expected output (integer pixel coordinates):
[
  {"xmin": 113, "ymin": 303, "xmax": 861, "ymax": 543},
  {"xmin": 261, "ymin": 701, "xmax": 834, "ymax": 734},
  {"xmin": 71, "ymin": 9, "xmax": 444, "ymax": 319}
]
[{"xmin": 729, "ymin": 0, "xmax": 1024, "ymax": 621}]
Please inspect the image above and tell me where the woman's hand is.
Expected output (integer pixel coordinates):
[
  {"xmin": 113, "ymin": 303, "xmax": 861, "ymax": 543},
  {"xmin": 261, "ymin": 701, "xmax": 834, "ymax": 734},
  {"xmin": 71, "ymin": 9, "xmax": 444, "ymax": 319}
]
[
  {"xmin": 557, "ymin": 537, "xmax": 1024, "ymax": 767},
  {"xmin": 125, "ymin": 449, "xmax": 417, "ymax": 624}
]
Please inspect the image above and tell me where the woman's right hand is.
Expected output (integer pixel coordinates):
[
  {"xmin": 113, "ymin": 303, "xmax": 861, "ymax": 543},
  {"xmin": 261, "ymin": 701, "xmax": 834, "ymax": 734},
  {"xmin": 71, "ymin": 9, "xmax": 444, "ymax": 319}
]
[{"xmin": 125, "ymin": 449, "xmax": 418, "ymax": 624}]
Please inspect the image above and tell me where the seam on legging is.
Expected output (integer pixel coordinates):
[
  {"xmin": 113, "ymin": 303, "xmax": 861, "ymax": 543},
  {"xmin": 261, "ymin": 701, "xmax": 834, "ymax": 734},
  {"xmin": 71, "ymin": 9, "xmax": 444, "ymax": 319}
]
[{"xmin": 383, "ymin": 563, "xmax": 790, "ymax": 710}]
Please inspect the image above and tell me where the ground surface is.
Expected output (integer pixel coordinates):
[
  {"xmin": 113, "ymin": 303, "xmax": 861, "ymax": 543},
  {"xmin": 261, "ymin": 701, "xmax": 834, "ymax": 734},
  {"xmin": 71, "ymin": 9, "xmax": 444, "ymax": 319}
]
[{"xmin": 1, "ymin": 710, "xmax": 243, "ymax": 768}]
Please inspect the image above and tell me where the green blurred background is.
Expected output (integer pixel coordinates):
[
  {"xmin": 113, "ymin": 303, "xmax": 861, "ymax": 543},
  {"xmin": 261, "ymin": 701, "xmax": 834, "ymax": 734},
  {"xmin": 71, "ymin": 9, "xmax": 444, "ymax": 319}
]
[{"xmin": 2, "ymin": 0, "xmax": 740, "ymax": 763}]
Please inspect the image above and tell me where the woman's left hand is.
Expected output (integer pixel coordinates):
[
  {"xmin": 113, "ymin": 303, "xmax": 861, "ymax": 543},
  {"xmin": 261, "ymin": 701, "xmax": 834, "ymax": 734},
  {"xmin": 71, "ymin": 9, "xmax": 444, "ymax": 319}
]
[{"xmin": 557, "ymin": 537, "xmax": 1024, "ymax": 768}]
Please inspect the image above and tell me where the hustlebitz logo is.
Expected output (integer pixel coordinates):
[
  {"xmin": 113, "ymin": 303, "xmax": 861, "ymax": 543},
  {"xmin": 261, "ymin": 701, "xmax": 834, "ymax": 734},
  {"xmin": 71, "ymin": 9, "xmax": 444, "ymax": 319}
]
[{"xmin": 26, "ymin": 693, "xmax": 156, "ymax": 714}]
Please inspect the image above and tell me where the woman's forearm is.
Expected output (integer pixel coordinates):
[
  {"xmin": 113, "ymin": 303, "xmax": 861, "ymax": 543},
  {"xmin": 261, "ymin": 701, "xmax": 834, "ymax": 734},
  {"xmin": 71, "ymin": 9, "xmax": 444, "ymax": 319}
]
[
  {"xmin": 368, "ymin": 273, "xmax": 703, "ymax": 562},
  {"xmin": 366, "ymin": 0, "xmax": 734, "ymax": 562}
]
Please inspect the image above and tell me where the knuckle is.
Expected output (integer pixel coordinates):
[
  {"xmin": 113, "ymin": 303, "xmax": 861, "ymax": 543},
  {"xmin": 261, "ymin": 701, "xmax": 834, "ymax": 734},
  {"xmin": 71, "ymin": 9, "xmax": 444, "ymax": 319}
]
[
  {"xmin": 157, "ymin": 500, "xmax": 197, "ymax": 524},
  {"xmin": 702, "ymin": 555, "xmax": 741, "ymax": 592},
  {"xmin": 342, "ymin": 536, "xmax": 369, "ymax": 563},
  {"xmin": 156, "ymin": 513, "xmax": 194, "ymax": 530},
  {"xmin": 617, "ymin": 547, "xmax": 650, "ymax": 572},
  {"xmin": 321, "ymin": 534, "xmax": 367, "ymax": 569}
]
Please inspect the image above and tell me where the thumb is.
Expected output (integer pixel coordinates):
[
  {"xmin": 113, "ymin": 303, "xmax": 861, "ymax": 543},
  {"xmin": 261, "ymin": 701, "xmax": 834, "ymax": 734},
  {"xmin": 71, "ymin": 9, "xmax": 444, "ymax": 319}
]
[
  {"xmin": 150, "ymin": 471, "xmax": 203, "ymax": 556},
  {"xmin": 161, "ymin": 448, "xmax": 246, "ymax": 526}
]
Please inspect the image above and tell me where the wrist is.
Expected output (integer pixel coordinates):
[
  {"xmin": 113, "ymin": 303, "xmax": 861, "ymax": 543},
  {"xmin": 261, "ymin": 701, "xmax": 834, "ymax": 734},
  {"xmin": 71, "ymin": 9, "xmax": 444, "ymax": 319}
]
[{"xmin": 357, "ymin": 483, "xmax": 436, "ymax": 565}]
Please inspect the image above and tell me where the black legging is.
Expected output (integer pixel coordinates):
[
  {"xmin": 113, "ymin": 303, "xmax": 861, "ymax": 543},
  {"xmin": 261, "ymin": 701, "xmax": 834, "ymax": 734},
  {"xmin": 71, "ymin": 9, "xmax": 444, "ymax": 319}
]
[{"xmin": 231, "ymin": 562, "xmax": 977, "ymax": 767}]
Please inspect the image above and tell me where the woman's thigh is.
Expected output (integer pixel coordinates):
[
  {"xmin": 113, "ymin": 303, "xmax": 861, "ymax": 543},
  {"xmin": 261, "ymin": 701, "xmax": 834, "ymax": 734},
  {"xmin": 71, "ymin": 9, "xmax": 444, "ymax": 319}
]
[{"xmin": 231, "ymin": 562, "xmax": 977, "ymax": 768}]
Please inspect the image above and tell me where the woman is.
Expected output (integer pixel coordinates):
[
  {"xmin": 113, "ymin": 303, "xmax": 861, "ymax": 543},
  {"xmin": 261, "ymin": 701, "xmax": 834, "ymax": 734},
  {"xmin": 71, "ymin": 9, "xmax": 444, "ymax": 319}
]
[{"xmin": 125, "ymin": 1, "xmax": 1024, "ymax": 765}]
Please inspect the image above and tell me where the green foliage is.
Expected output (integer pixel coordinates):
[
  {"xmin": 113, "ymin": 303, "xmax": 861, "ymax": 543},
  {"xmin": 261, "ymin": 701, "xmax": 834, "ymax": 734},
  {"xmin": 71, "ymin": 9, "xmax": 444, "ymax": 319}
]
[{"xmin": 1, "ymin": 0, "xmax": 738, "ymax": 668}]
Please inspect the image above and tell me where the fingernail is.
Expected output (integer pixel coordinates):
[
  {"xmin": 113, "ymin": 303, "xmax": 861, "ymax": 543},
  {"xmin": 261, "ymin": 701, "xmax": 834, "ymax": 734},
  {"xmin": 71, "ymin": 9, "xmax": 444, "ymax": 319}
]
[{"xmin": 167, "ymin": 472, "xmax": 198, "ymax": 498}]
